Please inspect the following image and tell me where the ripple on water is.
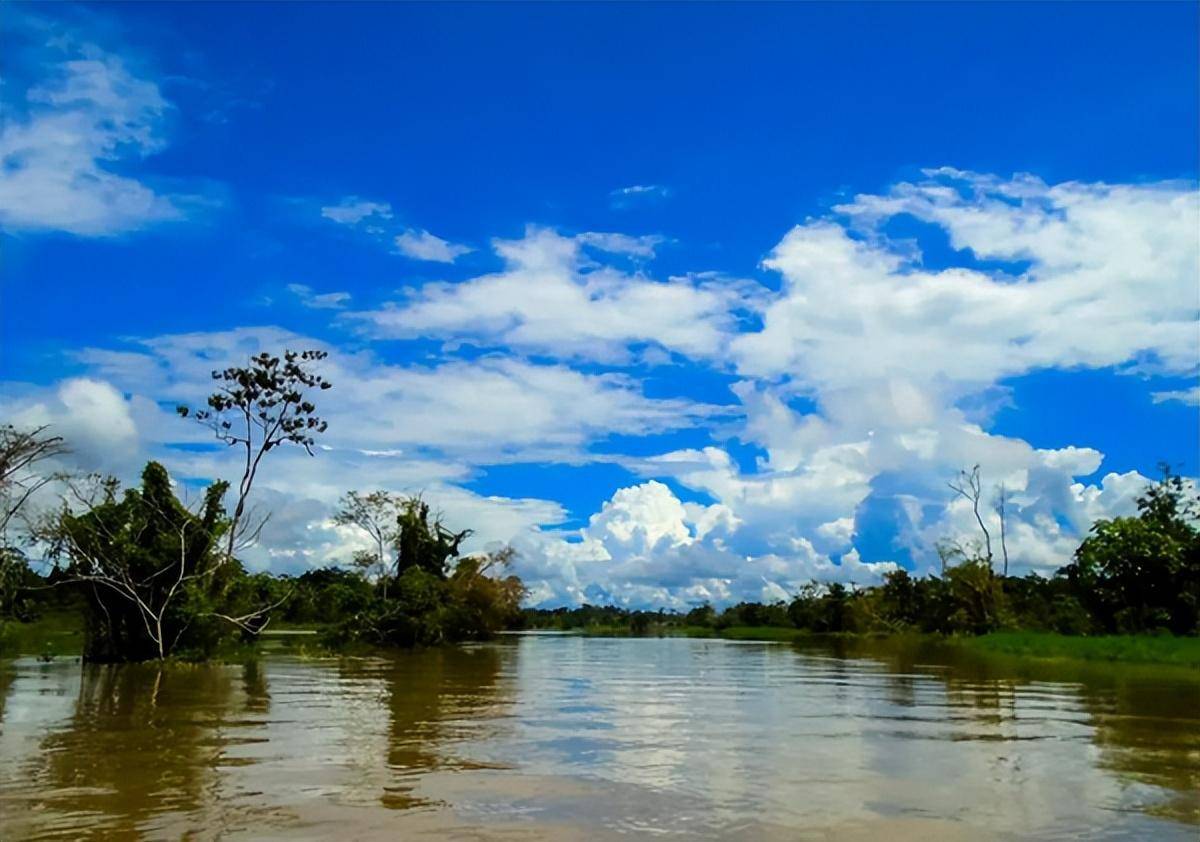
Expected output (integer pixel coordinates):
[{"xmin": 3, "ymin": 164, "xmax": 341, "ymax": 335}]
[{"xmin": 0, "ymin": 638, "xmax": 1198, "ymax": 839}]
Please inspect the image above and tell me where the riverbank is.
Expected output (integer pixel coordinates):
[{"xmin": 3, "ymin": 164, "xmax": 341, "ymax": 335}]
[
  {"xmin": 547, "ymin": 625, "xmax": 1200, "ymax": 667},
  {"xmin": 5, "ymin": 612, "xmax": 1198, "ymax": 669},
  {"xmin": 959, "ymin": 631, "xmax": 1200, "ymax": 667}
]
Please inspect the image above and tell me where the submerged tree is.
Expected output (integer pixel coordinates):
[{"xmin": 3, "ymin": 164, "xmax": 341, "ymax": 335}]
[{"xmin": 178, "ymin": 350, "xmax": 331, "ymax": 566}]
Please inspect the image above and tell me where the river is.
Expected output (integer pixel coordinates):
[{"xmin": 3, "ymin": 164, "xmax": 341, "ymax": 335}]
[{"xmin": 1, "ymin": 634, "xmax": 1197, "ymax": 840}]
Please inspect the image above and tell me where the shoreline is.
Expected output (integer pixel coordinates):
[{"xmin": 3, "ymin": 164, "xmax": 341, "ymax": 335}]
[
  {"xmin": 6, "ymin": 612, "xmax": 1199, "ymax": 670},
  {"xmin": 533, "ymin": 625, "xmax": 1200, "ymax": 668}
]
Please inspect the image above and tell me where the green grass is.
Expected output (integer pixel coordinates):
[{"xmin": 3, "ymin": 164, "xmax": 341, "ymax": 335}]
[
  {"xmin": 554, "ymin": 624, "xmax": 1200, "ymax": 666},
  {"xmin": 0, "ymin": 610, "xmax": 85, "ymax": 659},
  {"xmin": 960, "ymin": 631, "xmax": 1200, "ymax": 668},
  {"xmin": 10, "ymin": 613, "xmax": 1197, "ymax": 668},
  {"xmin": 707, "ymin": 626, "xmax": 809, "ymax": 642}
]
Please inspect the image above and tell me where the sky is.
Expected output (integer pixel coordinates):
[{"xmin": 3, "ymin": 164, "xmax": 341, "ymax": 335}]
[{"xmin": 1, "ymin": 2, "xmax": 1198, "ymax": 608}]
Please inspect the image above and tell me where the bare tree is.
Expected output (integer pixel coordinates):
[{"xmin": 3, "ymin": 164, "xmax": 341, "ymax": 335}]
[
  {"xmin": 461, "ymin": 544, "xmax": 518, "ymax": 584},
  {"xmin": 995, "ymin": 483, "xmax": 1011, "ymax": 577},
  {"xmin": 0, "ymin": 424, "xmax": 67, "ymax": 541},
  {"xmin": 333, "ymin": 490, "xmax": 403, "ymax": 597},
  {"xmin": 935, "ymin": 537, "xmax": 973, "ymax": 576},
  {"xmin": 948, "ymin": 465, "xmax": 993, "ymax": 570},
  {"xmin": 178, "ymin": 350, "xmax": 331, "ymax": 566}
]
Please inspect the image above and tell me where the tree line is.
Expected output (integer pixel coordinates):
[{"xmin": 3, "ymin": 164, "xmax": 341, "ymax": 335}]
[
  {"xmin": 524, "ymin": 468, "xmax": 1200, "ymax": 638},
  {"xmin": 0, "ymin": 349, "xmax": 523, "ymax": 661},
  {"xmin": 1, "ymin": 347, "xmax": 1196, "ymax": 662}
]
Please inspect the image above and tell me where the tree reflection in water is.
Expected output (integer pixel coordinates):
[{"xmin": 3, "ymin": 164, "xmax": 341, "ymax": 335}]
[
  {"xmin": 337, "ymin": 642, "xmax": 514, "ymax": 810},
  {"xmin": 792, "ymin": 635, "xmax": 1200, "ymax": 826},
  {"xmin": 31, "ymin": 663, "xmax": 242, "ymax": 837}
]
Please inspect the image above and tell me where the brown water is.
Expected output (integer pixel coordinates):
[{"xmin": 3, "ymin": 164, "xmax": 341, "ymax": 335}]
[{"xmin": 1, "ymin": 634, "xmax": 1197, "ymax": 840}]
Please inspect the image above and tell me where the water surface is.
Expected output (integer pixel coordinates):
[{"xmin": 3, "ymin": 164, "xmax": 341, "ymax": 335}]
[{"xmin": 1, "ymin": 634, "xmax": 1197, "ymax": 839}]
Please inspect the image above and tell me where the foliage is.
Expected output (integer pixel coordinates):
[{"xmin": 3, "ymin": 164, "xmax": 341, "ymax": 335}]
[
  {"xmin": 329, "ymin": 506, "xmax": 524, "ymax": 647},
  {"xmin": 332, "ymin": 490, "xmax": 404, "ymax": 595},
  {"xmin": 396, "ymin": 498, "xmax": 471, "ymax": 577},
  {"xmin": 276, "ymin": 567, "xmax": 375, "ymax": 626},
  {"xmin": 178, "ymin": 349, "xmax": 331, "ymax": 565},
  {"xmin": 40, "ymin": 462, "xmax": 271, "ymax": 661},
  {"xmin": 1062, "ymin": 467, "xmax": 1200, "ymax": 634}
]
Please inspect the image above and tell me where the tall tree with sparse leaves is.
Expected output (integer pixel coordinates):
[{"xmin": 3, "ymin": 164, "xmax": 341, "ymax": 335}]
[{"xmin": 178, "ymin": 350, "xmax": 331, "ymax": 566}]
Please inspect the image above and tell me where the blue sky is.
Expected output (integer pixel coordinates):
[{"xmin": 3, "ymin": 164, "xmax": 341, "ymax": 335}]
[{"xmin": 2, "ymin": 2, "xmax": 1198, "ymax": 607}]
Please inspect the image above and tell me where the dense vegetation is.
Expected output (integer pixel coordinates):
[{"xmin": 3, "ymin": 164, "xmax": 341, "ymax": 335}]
[
  {"xmin": 0, "ymin": 348, "xmax": 1195, "ymax": 664},
  {"xmin": 524, "ymin": 469, "xmax": 1200, "ymax": 644},
  {"xmin": 0, "ymin": 350, "xmax": 524, "ymax": 662}
]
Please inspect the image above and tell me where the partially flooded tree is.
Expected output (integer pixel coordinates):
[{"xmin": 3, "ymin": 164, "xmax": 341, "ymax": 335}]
[
  {"xmin": 39, "ymin": 462, "xmax": 248, "ymax": 661},
  {"xmin": 177, "ymin": 350, "xmax": 331, "ymax": 565},
  {"xmin": 0, "ymin": 425, "xmax": 68, "ymax": 625}
]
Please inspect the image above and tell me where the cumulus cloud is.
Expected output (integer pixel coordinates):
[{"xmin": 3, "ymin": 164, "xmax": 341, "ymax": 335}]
[
  {"xmin": 393, "ymin": 228, "xmax": 473, "ymax": 262},
  {"xmin": 353, "ymin": 225, "xmax": 758, "ymax": 362},
  {"xmin": 4, "ymin": 378, "xmax": 140, "ymax": 473},
  {"xmin": 672, "ymin": 169, "xmax": 1199, "ymax": 581},
  {"xmin": 736, "ymin": 174, "xmax": 1198, "ymax": 391},
  {"xmin": 72, "ymin": 326, "xmax": 727, "ymax": 463},
  {"xmin": 0, "ymin": 32, "xmax": 205, "ymax": 236},
  {"xmin": 9, "ymin": 167, "xmax": 1193, "ymax": 603},
  {"xmin": 513, "ymin": 480, "xmax": 895, "ymax": 608}
]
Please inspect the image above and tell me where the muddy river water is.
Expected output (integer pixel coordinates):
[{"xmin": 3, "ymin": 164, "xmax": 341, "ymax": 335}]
[{"xmin": 1, "ymin": 634, "xmax": 1197, "ymax": 840}]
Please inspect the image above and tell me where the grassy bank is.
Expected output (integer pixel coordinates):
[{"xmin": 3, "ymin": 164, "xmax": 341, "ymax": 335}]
[
  {"xmin": 958, "ymin": 631, "xmax": 1200, "ymax": 668},
  {"xmin": 7, "ymin": 613, "xmax": 1198, "ymax": 669},
  {"xmin": 679, "ymin": 625, "xmax": 809, "ymax": 642},
  {"xmin": 0, "ymin": 611, "xmax": 85, "ymax": 659},
  {"xmin": 546, "ymin": 624, "xmax": 1200, "ymax": 667}
]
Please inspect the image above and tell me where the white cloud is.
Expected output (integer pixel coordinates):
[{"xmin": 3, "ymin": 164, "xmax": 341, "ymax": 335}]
[
  {"xmin": 354, "ymin": 225, "xmax": 758, "ymax": 362},
  {"xmin": 1151, "ymin": 386, "xmax": 1200, "ymax": 407},
  {"xmin": 576, "ymin": 231, "xmax": 664, "ymax": 258},
  {"xmin": 657, "ymin": 170, "xmax": 1197, "ymax": 582},
  {"xmin": 609, "ymin": 184, "xmax": 670, "ymax": 208},
  {"xmin": 9, "ymin": 168, "xmax": 1192, "ymax": 603},
  {"xmin": 5, "ymin": 378, "xmax": 140, "ymax": 473},
  {"xmin": 513, "ymin": 480, "xmax": 894, "ymax": 608},
  {"xmin": 287, "ymin": 283, "xmax": 352, "ymax": 310},
  {"xmin": 72, "ymin": 326, "xmax": 725, "ymax": 463},
  {"xmin": 736, "ymin": 179, "xmax": 1198, "ymax": 391},
  {"xmin": 0, "ymin": 40, "xmax": 201, "ymax": 236},
  {"xmin": 319, "ymin": 197, "xmax": 392, "ymax": 225},
  {"xmin": 393, "ymin": 228, "xmax": 473, "ymax": 262}
]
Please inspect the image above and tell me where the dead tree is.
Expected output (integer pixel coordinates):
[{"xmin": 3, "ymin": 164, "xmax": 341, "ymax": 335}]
[
  {"xmin": 948, "ymin": 465, "xmax": 993, "ymax": 570},
  {"xmin": 995, "ymin": 483, "xmax": 1011, "ymax": 577},
  {"xmin": 0, "ymin": 424, "xmax": 67, "ymax": 540}
]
